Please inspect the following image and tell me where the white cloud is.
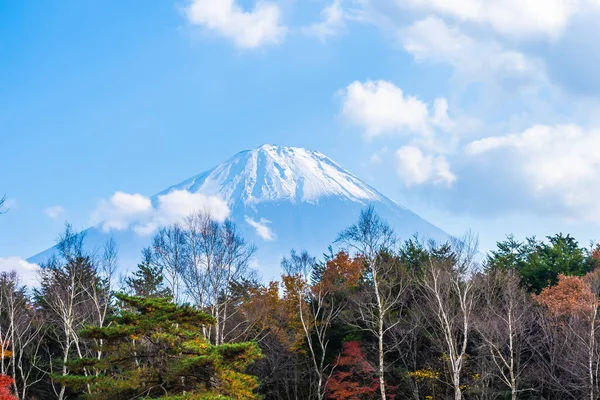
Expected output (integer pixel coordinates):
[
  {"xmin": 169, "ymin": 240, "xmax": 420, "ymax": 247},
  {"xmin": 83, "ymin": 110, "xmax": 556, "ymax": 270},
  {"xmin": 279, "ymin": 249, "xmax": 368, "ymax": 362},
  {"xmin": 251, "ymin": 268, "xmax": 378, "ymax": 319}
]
[
  {"xmin": 92, "ymin": 190, "xmax": 230, "ymax": 235},
  {"xmin": 44, "ymin": 205, "xmax": 65, "ymax": 220},
  {"xmin": 134, "ymin": 190, "xmax": 230, "ymax": 235},
  {"xmin": 185, "ymin": 0, "xmax": 286, "ymax": 49},
  {"xmin": 0, "ymin": 257, "xmax": 41, "ymax": 288},
  {"xmin": 395, "ymin": 145, "xmax": 456, "ymax": 187},
  {"xmin": 92, "ymin": 192, "xmax": 153, "ymax": 232},
  {"xmin": 340, "ymin": 80, "xmax": 452, "ymax": 138},
  {"xmin": 402, "ymin": 16, "xmax": 469, "ymax": 64},
  {"xmin": 302, "ymin": 0, "xmax": 346, "ymax": 41},
  {"xmin": 403, "ymin": 0, "xmax": 580, "ymax": 39},
  {"xmin": 466, "ymin": 124, "xmax": 600, "ymax": 221},
  {"xmin": 401, "ymin": 16, "xmax": 546, "ymax": 88},
  {"xmin": 245, "ymin": 216, "xmax": 275, "ymax": 241}
]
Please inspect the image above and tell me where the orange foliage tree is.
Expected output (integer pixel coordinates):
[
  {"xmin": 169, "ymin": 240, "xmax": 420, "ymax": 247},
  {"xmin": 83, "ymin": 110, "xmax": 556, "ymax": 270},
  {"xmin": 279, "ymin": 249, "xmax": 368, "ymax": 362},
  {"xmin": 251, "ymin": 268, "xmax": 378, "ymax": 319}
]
[
  {"xmin": 535, "ymin": 273, "xmax": 598, "ymax": 319},
  {"xmin": 281, "ymin": 250, "xmax": 363, "ymax": 400},
  {"xmin": 237, "ymin": 281, "xmax": 301, "ymax": 346},
  {"xmin": 535, "ymin": 272, "xmax": 600, "ymax": 400}
]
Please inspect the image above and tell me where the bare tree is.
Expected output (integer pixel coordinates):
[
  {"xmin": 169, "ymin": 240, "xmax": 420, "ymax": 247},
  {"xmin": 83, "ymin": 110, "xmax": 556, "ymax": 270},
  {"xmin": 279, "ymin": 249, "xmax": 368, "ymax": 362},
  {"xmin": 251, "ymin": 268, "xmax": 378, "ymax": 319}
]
[
  {"xmin": 183, "ymin": 213, "xmax": 255, "ymax": 344},
  {"xmin": 533, "ymin": 271, "xmax": 600, "ymax": 399},
  {"xmin": 251, "ymin": 332, "xmax": 313, "ymax": 400},
  {"xmin": 281, "ymin": 250, "xmax": 321, "ymax": 399},
  {"xmin": 0, "ymin": 271, "xmax": 44, "ymax": 400},
  {"xmin": 587, "ymin": 272, "xmax": 600, "ymax": 400},
  {"xmin": 336, "ymin": 206, "xmax": 407, "ymax": 400},
  {"xmin": 148, "ymin": 224, "xmax": 187, "ymax": 302},
  {"xmin": 474, "ymin": 268, "xmax": 533, "ymax": 400},
  {"xmin": 85, "ymin": 237, "xmax": 117, "ymax": 363},
  {"xmin": 281, "ymin": 250, "xmax": 359, "ymax": 400},
  {"xmin": 148, "ymin": 212, "xmax": 256, "ymax": 345},
  {"xmin": 419, "ymin": 234, "xmax": 479, "ymax": 400},
  {"xmin": 237, "ymin": 278, "xmax": 315, "ymax": 400},
  {"xmin": 531, "ymin": 302, "xmax": 586, "ymax": 399},
  {"xmin": 36, "ymin": 224, "xmax": 115, "ymax": 399}
]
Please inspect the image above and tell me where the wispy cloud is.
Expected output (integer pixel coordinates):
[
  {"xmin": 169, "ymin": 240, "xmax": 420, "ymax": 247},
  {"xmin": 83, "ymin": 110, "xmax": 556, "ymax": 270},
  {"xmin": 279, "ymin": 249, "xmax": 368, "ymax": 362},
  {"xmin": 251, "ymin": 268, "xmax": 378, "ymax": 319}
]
[
  {"xmin": 185, "ymin": 0, "xmax": 287, "ymax": 49},
  {"xmin": 245, "ymin": 216, "xmax": 275, "ymax": 241},
  {"xmin": 302, "ymin": 0, "xmax": 346, "ymax": 42},
  {"xmin": 44, "ymin": 205, "xmax": 65, "ymax": 220},
  {"xmin": 466, "ymin": 124, "xmax": 600, "ymax": 222},
  {"xmin": 401, "ymin": 16, "xmax": 546, "ymax": 90},
  {"xmin": 401, "ymin": 0, "xmax": 580, "ymax": 39}
]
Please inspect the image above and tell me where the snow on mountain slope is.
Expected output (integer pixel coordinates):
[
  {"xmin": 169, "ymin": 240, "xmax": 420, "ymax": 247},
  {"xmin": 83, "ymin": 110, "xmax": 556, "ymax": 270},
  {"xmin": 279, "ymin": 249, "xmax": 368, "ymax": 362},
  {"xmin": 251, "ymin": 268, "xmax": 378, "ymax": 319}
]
[
  {"xmin": 162, "ymin": 144, "xmax": 382, "ymax": 205},
  {"xmin": 28, "ymin": 145, "xmax": 451, "ymax": 279}
]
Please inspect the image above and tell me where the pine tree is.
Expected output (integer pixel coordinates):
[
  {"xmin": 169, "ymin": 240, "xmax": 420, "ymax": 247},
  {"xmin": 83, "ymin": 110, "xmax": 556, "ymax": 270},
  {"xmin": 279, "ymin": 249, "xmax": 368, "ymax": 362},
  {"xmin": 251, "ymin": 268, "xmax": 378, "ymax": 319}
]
[
  {"xmin": 488, "ymin": 234, "xmax": 593, "ymax": 293},
  {"xmin": 59, "ymin": 294, "xmax": 262, "ymax": 400},
  {"xmin": 125, "ymin": 251, "xmax": 172, "ymax": 299}
]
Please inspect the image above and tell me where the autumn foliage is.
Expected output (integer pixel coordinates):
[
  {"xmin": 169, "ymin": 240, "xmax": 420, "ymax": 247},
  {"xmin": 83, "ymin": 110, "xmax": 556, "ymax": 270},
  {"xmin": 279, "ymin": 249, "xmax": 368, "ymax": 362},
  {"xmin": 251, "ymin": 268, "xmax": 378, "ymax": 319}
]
[
  {"xmin": 326, "ymin": 341, "xmax": 379, "ymax": 400},
  {"xmin": 534, "ymin": 273, "xmax": 598, "ymax": 319},
  {"xmin": 315, "ymin": 251, "xmax": 363, "ymax": 294},
  {"xmin": 0, "ymin": 375, "xmax": 16, "ymax": 400},
  {"xmin": 4, "ymin": 210, "xmax": 600, "ymax": 400}
]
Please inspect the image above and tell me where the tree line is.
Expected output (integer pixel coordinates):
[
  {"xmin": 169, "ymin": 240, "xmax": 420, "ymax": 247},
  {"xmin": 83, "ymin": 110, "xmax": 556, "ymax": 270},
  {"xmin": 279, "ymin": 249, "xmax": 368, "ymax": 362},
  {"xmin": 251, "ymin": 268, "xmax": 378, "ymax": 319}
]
[{"xmin": 1, "ymin": 206, "xmax": 600, "ymax": 399}]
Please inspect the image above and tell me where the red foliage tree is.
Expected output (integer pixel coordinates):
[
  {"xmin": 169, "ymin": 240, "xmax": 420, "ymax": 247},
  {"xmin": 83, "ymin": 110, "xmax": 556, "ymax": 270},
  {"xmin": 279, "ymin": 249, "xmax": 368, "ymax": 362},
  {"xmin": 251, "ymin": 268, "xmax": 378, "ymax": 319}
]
[
  {"xmin": 0, "ymin": 374, "xmax": 17, "ymax": 400},
  {"xmin": 326, "ymin": 341, "xmax": 379, "ymax": 400}
]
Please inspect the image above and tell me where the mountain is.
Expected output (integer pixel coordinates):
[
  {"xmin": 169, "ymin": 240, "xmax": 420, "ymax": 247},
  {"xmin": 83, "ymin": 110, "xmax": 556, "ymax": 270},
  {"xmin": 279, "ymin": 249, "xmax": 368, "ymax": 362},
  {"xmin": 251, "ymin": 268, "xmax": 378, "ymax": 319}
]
[{"xmin": 28, "ymin": 144, "xmax": 451, "ymax": 278}]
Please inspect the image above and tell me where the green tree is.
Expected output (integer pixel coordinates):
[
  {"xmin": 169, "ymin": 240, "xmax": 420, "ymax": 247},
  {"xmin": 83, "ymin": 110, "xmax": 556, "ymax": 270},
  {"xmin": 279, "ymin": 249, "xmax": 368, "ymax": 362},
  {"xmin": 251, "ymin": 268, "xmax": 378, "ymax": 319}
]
[
  {"xmin": 399, "ymin": 235, "xmax": 431, "ymax": 274},
  {"xmin": 488, "ymin": 234, "xmax": 593, "ymax": 293},
  {"xmin": 60, "ymin": 294, "xmax": 262, "ymax": 400},
  {"xmin": 125, "ymin": 250, "xmax": 172, "ymax": 299}
]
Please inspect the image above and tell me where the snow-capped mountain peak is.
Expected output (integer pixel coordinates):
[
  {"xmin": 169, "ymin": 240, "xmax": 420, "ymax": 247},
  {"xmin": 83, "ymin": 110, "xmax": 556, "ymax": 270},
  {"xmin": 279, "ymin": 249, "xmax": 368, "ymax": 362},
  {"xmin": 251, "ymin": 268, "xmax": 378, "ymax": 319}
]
[
  {"xmin": 29, "ymin": 144, "xmax": 450, "ymax": 279},
  {"xmin": 163, "ymin": 144, "xmax": 382, "ymax": 206}
]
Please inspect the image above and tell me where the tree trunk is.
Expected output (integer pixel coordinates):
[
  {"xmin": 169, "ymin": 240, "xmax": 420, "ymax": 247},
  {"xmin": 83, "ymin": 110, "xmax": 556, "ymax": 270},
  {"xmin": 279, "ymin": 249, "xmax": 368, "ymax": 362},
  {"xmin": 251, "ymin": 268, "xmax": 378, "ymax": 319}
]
[
  {"xmin": 378, "ymin": 323, "xmax": 386, "ymax": 400},
  {"xmin": 453, "ymin": 371, "xmax": 462, "ymax": 400},
  {"xmin": 590, "ymin": 308, "xmax": 597, "ymax": 400},
  {"xmin": 509, "ymin": 304, "xmax": 517, "ymax": 400},
  {"xmin": 374, "ymin": 269, "xmax": 386, "ymax": 400},
  {"xmin": 58, "ymin": 345, "xmax": 69, "ymax": 400}
]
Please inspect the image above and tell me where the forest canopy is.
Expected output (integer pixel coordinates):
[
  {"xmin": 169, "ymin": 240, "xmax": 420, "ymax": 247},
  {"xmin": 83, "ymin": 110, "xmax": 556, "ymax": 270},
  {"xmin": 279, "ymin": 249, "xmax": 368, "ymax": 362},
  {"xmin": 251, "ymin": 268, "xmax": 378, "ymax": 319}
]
[{"xmin": 1, "ymin": 207, "xmax": 599, "ymax": 399}]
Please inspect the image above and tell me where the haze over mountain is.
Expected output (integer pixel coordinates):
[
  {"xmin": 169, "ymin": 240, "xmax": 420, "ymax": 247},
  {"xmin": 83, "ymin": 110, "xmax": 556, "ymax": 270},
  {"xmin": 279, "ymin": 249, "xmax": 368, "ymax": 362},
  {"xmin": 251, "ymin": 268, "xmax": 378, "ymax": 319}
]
[{"xmin": 28, "ymin": 145, "xmax": 451, "ymax": 278}]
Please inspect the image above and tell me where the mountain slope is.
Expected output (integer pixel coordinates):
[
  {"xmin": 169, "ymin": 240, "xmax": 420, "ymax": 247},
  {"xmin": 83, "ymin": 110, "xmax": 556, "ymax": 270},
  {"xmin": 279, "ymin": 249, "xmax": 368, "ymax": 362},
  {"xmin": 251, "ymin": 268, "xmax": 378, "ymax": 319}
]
[{"xmin": 28, "ymin": 145, "xmax": 451, "ymax": 278}]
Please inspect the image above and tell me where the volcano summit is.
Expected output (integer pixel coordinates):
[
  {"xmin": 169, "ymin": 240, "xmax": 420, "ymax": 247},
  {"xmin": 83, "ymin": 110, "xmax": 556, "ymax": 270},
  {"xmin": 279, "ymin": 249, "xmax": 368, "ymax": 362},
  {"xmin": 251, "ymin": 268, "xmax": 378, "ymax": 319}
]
[{"xmin": 29, "ymin": 145, "xmax": 451, "ymax": 277}]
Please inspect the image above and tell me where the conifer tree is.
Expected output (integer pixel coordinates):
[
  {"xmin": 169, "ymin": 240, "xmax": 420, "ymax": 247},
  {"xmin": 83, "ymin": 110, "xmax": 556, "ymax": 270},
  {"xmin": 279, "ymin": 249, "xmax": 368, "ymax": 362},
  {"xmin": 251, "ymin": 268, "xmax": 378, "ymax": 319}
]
[
  {"xmin": 60, "ymin": 293, "xmax": 262, "ymax": 400},
  {"xmin": 125, "ymin": 251, "xmax": 172, "ymax": 299}
]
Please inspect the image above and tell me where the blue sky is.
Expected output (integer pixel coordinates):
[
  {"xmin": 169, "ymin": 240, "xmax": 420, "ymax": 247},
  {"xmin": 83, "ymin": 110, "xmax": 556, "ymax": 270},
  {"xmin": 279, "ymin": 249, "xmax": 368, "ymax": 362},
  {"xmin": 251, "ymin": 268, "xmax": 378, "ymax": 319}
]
[{"xmin": 2, "ymin": 0, "xmax": 600, "ymax": 276}]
